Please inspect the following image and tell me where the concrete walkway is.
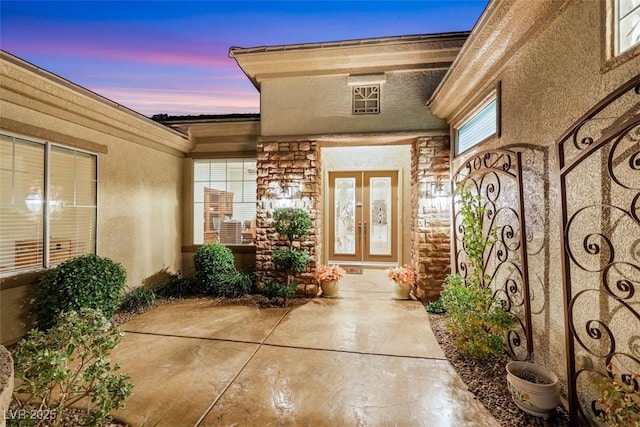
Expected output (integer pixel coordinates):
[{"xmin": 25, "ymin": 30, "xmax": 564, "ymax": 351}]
[{"xmin": 110, "ymin": 269, "xmax": 499, "ymax": 427}]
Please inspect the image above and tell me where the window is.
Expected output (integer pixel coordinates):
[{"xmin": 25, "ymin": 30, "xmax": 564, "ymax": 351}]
[
  {"xmin": 0, "ymin": 133, "xmax": 97, "ymax": 274},
  {"xmin": 616, "ymin": 0, "xmax": 640, "ymax": 54},
  {"xmin": 353, "ymin": 85, "xmax": 380, "ymax": 114},
  {"xmin": 455, "ymin": 96, "xmax": 498, "ymax": 155},
  {"xmin": 193, "ymin": 159, "xmax": 257, "ymax": 245}
]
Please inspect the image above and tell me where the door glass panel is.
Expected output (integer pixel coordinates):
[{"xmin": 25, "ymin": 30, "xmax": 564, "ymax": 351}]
[
  {"xmin": 369, "ymin": 177, "xmax": 392, "ymax": 255},
  {"xmin": 334, "ymin": 177, "xmax": 356, "ymax": 254}
]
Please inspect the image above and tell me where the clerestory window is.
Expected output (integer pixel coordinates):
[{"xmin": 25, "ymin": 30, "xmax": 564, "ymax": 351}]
[{"xmin": 616, "ymin": 0, "xmax": 640, "ymax": 54}]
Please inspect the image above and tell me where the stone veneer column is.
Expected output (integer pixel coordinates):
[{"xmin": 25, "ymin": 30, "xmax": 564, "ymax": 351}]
[
  {"xmin": 255, "ymin": 140, "xmax": 321, "ymax": 291},
  {"xmin": 411, "ymin": 136, "xmax": 451, "ymax": 301}
]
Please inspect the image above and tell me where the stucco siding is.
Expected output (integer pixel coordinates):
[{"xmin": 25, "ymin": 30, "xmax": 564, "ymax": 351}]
[
  {"xmin": 442, "ymin": 0, "xmax": 639, "ymax": 396},
  {"xmin": 261, "ymin": 71, "xmax": 447, "ymax": 136},
  {"xmin": 0, "ymin": 53, "xmax": 188, "ymax": 345}
]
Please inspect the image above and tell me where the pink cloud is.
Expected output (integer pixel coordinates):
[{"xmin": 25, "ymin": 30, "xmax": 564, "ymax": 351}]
[{"xmin": 92, "ymin": 86, "xmax": 260, "ymax": 116}]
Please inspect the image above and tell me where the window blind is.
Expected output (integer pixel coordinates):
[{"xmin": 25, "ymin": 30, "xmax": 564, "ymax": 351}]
[
  {"xmin": 0, "ymin": 135, "xmax": 45, "ymax": 272},
  {"xmin": 0, "ymin": 134, "xmax": 97, "ymax": 274},
  {"xmin": 49, "ymin": 146, "xmax": 97, "ymax": 263},
  {"xmin": 456, "ymin": 98, "xmax": 497, "ymax": 155}
]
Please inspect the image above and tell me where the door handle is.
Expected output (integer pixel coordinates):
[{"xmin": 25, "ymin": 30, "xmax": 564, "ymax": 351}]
[{"xmin": 363, "ymin": 221, "xmax": 367, "ymax": 241}]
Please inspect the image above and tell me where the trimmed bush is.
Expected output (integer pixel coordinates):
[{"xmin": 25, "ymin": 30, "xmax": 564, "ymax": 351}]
[
  {"xmin": 272, "ymin": 249, "xmax": 310, "ymax": 273},
  {"xmin": 11, "ymin": 308, "xmax": 133, "ymax": 426},
  {"xmin": 263, "ymin": 278, "xmax": 297, "ymax": 299},
  {"xmin": 120, "ymin": 287, "xmax": 156, "ymax": 313},
  {"xmin": 426, "ymin": 298, "xmax": 446, "ymax": 314},
  {"xmin": 34, "ymin": 254, "xmax": 126, "ymax": 330},
  {"xmin": 194, "ymin": 243, "xmax": 235, "ymax": 289},
  {"xmin": 272, "ymin": 207, "xmax": 312, "ymax": 245},
  {"xmin": 156, "ymin": 273, "xmax": 199, "ymax": 298},
  {"xmin": 208, "ymin": 271, "xmax": 252, "ymax": 298}
]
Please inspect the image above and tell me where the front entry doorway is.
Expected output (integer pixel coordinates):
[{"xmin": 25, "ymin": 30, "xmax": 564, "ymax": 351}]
[{"xmin": 328, "ymin": 171, "xmax": 398, "ymax": 263}]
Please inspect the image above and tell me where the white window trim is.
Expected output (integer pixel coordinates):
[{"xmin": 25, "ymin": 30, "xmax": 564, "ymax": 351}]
[
  {"xmin": 454, "ymin": 86, "xmax": 501, "ymax": 156},
  {"xmin": 192, "ymin": 157, "xmax": 257, "ymax": 247},
  {"xmin": 615, "ymin": 0, "xmax": 640, "ymax": 54},
  {"xmin": 603, "ymin": 0, "xmax": 640, "ymax": 71}
]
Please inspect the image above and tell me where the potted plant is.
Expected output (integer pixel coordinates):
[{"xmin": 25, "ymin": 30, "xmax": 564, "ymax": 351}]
[
  {"xmin": 506, "ymin": 361, "xmax": 561, "ymax": 420},
  {"xmin": 315, "ymin": 264, "xmax": 346, "ymax": 297},
  {"xmin": 386, "ymin": 264, "xmax": 415, "ymax": 299}
]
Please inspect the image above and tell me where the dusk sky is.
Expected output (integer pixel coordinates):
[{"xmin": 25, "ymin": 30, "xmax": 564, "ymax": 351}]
[{"xmin": 1, "ymin": 1, "xmax": 489, "ymax": 117}]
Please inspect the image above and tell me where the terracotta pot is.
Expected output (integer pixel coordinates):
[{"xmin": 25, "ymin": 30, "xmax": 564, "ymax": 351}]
[
  {"xmin": 391, "ymin": 281, "xmax": 412, "ymax": 299},
  {"xmin": 506, "ymin": 361, "xmax": 560, "ymax": 420},
  {"xmin": 320, "ymin": 279, "xmax": 339, "ymax": 297}
]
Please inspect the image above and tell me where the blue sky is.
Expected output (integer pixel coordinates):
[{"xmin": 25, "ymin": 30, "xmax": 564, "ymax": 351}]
[{"xmin": 1, "ymin": 1, "xmax": 488, "ymax": 116}]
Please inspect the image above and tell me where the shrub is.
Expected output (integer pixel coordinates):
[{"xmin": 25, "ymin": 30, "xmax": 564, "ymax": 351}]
[
  {"xmin": 272, "ymin": 207, "xmax": 312, "ymax": 246},
  {"xmin": 440, "ymin": 274, "xmax": 514, "ymax": 359},
  {"xmin": 594, "ymin": 365, "xmax": 640, "ymax": 427},
  {"xmin": 156, "ymin": 273, "xmax": 199, "ymax": 298},
  {"xmin": 120, "ymin": 287, "xmax": 156, "ymax": 313},
  {"xmin": 207, "ymin": 271, "xmax": 252, "ymax": 298},
  {"xmin": 34, "ymin": 254, "xmax": 127, "ymax": 330},
  {"xmin": 426, "ymin": 298, "xmax": 446, "ymax": 314},
  {"xmin": 11, "ymin": 308, "xmax": 133, "ymax": 427},
  {"xmin": 272, "ymin": 249, "xmax": 310, "ymax": 273},
  {"xmin": 263, "ymin": 278, "xmax": 297, "ymax": 300},
  {"xmin": 194, "ymin": 243, "xmax": 235, "ymax": 289}
]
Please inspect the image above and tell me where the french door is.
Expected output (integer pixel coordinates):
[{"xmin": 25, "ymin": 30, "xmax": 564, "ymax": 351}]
[{"xmin": 328, "ymin": 171, "xmax": 398, "ymax": 263}]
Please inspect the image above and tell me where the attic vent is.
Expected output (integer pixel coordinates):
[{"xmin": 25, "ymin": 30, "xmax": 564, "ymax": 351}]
[{"xmin": 352, "ymin": 85, "xmax": 380, "ymax": 115}]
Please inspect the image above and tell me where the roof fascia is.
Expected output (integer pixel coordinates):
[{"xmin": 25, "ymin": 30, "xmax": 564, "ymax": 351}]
[
  {"xmin": 428, "ymin": 0, "xmax": 571, "ymax": 121},
  {"xmin": 229, "ymin": 32, "xmax": 469, "ymax": 89}
]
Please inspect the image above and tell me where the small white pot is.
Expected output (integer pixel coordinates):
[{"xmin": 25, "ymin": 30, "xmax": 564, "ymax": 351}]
[
  {"xmin": 506, "ymin": 361, "xmax": 560, "ymax": 419},
  {"xmin": 320, "ymin": 279, "xmax": 339, "ymax": 297},
  {"xmin": 391, "ymin": 281, "xmax": 412, "ymax": 299}
]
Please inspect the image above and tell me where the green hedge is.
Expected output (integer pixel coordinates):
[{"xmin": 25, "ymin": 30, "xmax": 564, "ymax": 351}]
[{"xmin": 34, "ymin": 254, "xmax": 126, "ymax": 330}]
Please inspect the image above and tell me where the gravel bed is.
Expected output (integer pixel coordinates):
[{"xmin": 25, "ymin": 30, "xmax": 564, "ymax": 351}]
[{"xmin": 428, "ymin": 313, "xmax": 571, "ymax": 426}]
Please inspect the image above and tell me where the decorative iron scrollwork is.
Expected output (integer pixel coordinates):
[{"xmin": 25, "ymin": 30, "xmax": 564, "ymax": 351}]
[
  {"xmin": 558, "ymin": 75, "xmax": 640, "ymax": 425},
  {"xmin": 453, "ymin": 149, "xmax": 533, "ymax": 361}
]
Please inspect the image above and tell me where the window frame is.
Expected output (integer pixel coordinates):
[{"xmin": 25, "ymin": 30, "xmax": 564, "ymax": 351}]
[
  {"xmin": 453, "ymin": 84, "xmax": 501, "ymax": 157},
  {"xmin": 615, "ymin": 0, "xmax": 640, "ymax": 55},
  {"xmin": 352, "ymin": 84, "xmax": 381, "ymax": 115},
  {"xmin": 603, "ymin": 0, "xmax": 640, "ymax": 71},
  {"xmin": 0, "ymin": 131, "xmax": 98, "ymax": 277},
  {"xmin": 192, "ymin": 157, "xmax": 257, "ymax": 247}
]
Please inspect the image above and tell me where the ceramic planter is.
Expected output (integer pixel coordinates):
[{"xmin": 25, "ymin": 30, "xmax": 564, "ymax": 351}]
[
  {"xmin": 391, "ymin": 281, "xmax": 412, "ymax": 299},
  {"xmin": 320, "ymin": 279, "xmax": 339, "ymax": 297},
  {"xmin": 506, "ymin": 361, "xmax": 560, "ymax": 419}
]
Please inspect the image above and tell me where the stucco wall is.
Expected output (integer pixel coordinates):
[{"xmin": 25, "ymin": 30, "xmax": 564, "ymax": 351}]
[
  {"xmin": 97, "ymin": 140, "xmax": 183, "ymax": 287},
  {"xmin": 444, "ymin": 0, "xmax": 639, "ymax": 397},
  {"xmin": 261, "ymin": 71, "xmax": 447, "ymax": 137},
  {"xmin": 0, "ymin": 53, "xmax": 188, "ymax": 345}
]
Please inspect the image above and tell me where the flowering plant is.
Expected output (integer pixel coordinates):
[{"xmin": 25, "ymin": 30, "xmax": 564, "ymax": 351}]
[
  {"xmin": 386, "ymin": 264, "xmax": 415, "ymax": 285},
  {"xmin": 315, "ymin": 264, "xmax": 346, "ymax": 283}
]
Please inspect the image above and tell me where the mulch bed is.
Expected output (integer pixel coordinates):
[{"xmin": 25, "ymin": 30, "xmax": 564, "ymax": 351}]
[
  {"xmin": 428, "ymin": 313, "xmax": 571, "ymax": 426},
  {"xmin": 112, "ymin": 294, "xmax": 311, "ymax": 327}
]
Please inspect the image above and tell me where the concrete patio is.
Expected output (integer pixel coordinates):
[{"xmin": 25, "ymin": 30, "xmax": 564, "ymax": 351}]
[{"xmin": 110, "ymin": 269, "xmax": 499, "ymax": 426}]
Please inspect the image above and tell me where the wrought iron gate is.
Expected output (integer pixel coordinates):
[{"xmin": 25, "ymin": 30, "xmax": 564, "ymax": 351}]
[
  {"xmin": 452, "ymin": 149, "xmax": 533, "ymax": 361},
  {"xmin": 557, "ymin": 75, "xmax": 640, "ymax": 425}
]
